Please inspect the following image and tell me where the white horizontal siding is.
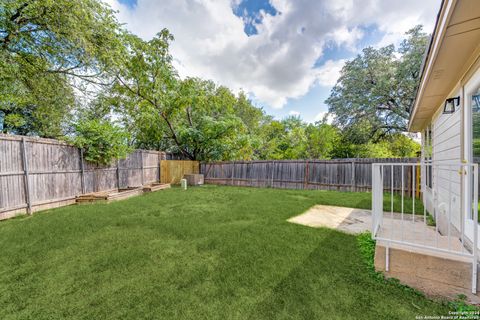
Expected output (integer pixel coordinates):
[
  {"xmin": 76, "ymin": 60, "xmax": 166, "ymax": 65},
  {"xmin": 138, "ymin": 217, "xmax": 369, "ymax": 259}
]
[
  {"xmin": 433, "ymin": 100, "xmax": 461, "ymax": 164},
  {"xmin": 434, "ymin": 111, "xmax": 461, "ymax": 139},
  {"xmin": 436, "ymin": 171, "xmax": 461, "ymax": 186},
  {"xmin": 434, "ymin": 134, "xmax": 460, "ymax": 153},
  {"xmin": 433, "ymin": 147, "xmax": 461, "ymax": 161},
  {"xmin": 431, "ymin": 89, "xmax": 462, "ymax": 232}
]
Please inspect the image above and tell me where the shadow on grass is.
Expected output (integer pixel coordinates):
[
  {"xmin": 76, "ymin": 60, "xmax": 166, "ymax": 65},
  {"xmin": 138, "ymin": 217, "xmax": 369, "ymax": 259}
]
[{"xmin": 248, "ymin": 229, "xmax": 448, "ymax": 320}]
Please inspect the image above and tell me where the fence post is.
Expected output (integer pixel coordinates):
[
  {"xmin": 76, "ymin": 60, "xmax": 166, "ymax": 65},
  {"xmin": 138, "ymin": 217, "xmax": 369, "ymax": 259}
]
[
  {"xmin": 93, "ymin": 166, "xmax": 97, "ymax": 192},
  {"xmin": 204, "ymin": 163, "xmax": 213, "ymax": 178},
  {"xmin": 351, "ymin": 160, "xmax": 356, "ymax": 192},
  {"xmin": 270, "ymin": 161, "xmax": 275, "ymax": 188},
  {"xmin": 231, "ymin": 161, "xmax": 235, "ymax": 186},
  {"xmin": 21, "ymin": 137, "xmax": 32, "ymax": 214},
  {"xmin": 159, "ymin": 152, "xmax": 166, "ymax": 184},
  {"xmin": 79, "ymin": 148, "xmax": 86, "ymax": 194},
  {"xmin": 116, "ymin": 159, "xmax": 120, "ymax": 189},
  {"xmin": 140, "ymin": 150, "xmax": 144, "ymax": 186},
  {"xmin": 304, "ymin": 161, "xmax": 309, "ymax": 189},
  {"xmin": 157, "ymin": 152, "xmax": 161, "ymax": 182}
]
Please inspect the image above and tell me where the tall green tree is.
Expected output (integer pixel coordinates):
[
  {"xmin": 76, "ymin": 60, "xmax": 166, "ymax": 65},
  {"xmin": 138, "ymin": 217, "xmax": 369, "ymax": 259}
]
[
  {"xmin": 234, "ymin": 92, "xmax": 266, "ymax": 134},
  {"xmin": 255, "ymin": 120, "xmax": 287, "ymax": 159},
  {"xmin": 329, "ymin": 132, "xmax": 420, "ymax": 158},
  {"xmin": 305, "ymin": 122, "xmax": 340, "ymax": 159},
  {"xmin": 111, "ymin": 31, "xmax": 256, "ymax": 161},
  {"xmin": 256, "ymin": 116, "xmax": 310, "ymax": 160},
  {"xmin": 170, "ymin": 78, "xmax": 254, "ymax": 161},
  {"xmin": 326, "ymin": 26, "xmax": 429, "ymax": 140},
  {"xmin": 0, "ymin": 0, "xmax": 124, "ymax": 137}
]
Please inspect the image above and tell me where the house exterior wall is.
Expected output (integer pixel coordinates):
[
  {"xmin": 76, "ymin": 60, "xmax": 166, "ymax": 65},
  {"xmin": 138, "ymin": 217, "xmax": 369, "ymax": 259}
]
[
  {"xmin": 420, "ymin": 62, "xmax": 480, "ymax": 245},
  {"xmin": 429, "ymin": 86, "xmax": 463, "ymax": 232}
]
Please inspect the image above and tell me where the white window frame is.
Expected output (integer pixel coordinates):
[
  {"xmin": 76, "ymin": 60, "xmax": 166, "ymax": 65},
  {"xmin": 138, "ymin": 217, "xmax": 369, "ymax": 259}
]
[
  {"xmin": 463, "ymin": 67, "xmax": 480, "ymax": 242},
  {"xmin": 423, "ymin": 124, "xmax": 433, "ymax": 191}
]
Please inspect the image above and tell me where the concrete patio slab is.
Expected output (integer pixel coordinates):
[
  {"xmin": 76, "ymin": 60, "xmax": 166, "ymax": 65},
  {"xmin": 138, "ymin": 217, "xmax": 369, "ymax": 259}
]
[
  {"xmin": 287, "ymin": 205, "xmax": 371, "ymax": 234},
  {"xmin": 289, "ymin": 205, "xmax": 467, "ymax": 253}
]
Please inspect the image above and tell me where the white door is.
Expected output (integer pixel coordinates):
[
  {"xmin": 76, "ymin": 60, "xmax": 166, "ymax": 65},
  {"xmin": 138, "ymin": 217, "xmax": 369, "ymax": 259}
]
[{"xmin": 464, "ymin": 70, "xmax": 480, "ymax": 246}]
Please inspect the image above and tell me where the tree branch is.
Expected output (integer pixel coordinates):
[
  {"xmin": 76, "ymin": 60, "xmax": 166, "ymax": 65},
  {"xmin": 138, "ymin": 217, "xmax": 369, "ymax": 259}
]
[
  {"xmin": 186, "ymin": 106, "xmax": 193, "ymax": 127},
  {"xmin": 115, "ymin": 75, "xmax": 194, "ymax": 159}
]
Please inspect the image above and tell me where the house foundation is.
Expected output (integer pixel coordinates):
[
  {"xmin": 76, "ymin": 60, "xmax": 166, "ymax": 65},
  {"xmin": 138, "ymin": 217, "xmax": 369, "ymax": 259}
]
[{"xmin": 375, "ymin": 243, "xmax": 480, "ymax": 304}]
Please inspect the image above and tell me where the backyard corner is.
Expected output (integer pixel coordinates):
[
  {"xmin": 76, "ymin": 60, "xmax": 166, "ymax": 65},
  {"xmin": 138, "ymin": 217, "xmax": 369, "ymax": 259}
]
[
  {"xmin": 4, "ymin": 0, "xmax": 480, "ymax": 318},
  {"xmin": 0, "ymin": 185, "xmax": 452, "ymax": 319}
]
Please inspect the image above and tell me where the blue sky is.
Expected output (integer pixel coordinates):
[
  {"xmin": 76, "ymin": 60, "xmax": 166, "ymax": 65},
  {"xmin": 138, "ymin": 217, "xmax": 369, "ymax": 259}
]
[
  {"xmin": 232, "ymin": 0, "xmax": 278, "ymax": 36},
  {"xmin": 118, "ymin": 0, "xmax": 135, "ymax": 7},
  {"xmin": 110, "ymin": 0, "xmax": 439, "ymax": 123}
]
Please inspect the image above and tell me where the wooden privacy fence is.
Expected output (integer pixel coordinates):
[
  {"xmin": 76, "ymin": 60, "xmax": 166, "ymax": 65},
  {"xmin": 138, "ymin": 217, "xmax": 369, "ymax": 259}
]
[
  {"xmin": 0, "ymin": 134, "xmax": 199, "ymax": 220},
  {"xmin": 200, "ymin": 158, "xmax": 419, "ymax": 192},
  {"xmin": 161, "ymin": 160, "xmax": 200, "ymax": 184}
]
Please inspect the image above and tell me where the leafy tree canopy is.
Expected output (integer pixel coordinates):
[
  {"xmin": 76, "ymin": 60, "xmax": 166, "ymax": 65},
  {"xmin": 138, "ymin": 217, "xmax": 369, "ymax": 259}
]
[
  {"xmin": 0, "ymin": 0, "xmax": 124, "ymax": 137},
  {"xmin": 109, "ymin": 31, "xmax": 260, "ymax": 161},
  {"xmin": 255, "ymin": 117, "xmax": 340, "ymax": 160},
  {"xmin": 326, "ymin": 26, "xmax": 429, "ymax": 141},
  {"xmin": 70, "ymin": 119, "xmax": 132, "ymax": 165}
]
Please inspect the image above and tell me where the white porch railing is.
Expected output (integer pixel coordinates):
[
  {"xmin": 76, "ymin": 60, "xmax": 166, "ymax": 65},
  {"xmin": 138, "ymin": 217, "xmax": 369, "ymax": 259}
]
[{"xmin": 371, "ymin": 162, "xmax": 479, "ymax": 293}]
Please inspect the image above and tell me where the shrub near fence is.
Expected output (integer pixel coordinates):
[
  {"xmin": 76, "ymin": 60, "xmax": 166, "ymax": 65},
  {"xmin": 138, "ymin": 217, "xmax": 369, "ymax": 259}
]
[
  {"xmin": 200, "ymin": 158, "xmax": 419, "ymax": 192},
  {"xmin": 0, "ymin": 134, "xmax": 198, "ymax": 220}
]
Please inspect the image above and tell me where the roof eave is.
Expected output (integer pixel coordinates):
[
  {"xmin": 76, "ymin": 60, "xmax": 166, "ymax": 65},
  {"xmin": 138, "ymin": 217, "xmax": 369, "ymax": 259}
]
[{"xmin": 408, "ymin": 0, "xmax": 451, "ymax": 132}]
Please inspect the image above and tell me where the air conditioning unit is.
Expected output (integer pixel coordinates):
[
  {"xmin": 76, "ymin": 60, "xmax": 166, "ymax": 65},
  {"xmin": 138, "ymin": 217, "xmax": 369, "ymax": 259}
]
[{"xmin": 183, "ymin": 174, "xmax": 204, "ymax": 186}]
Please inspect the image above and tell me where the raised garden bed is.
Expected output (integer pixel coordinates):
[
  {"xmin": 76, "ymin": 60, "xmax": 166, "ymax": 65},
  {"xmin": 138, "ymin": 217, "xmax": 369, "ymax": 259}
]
[
  {"xmin": 142, "ymin": 183, "xmax": 171, "ymax": 192},
  {"xmin": 76, "ymin": 187, "xmax": 143, "ymax": 203}
]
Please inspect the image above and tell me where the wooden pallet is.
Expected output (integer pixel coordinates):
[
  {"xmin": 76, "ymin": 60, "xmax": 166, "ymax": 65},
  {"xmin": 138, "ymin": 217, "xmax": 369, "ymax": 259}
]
[
  {"xmin": 142, "ymin": 183, "xmax": 171, "ymax": 192},
  {"xmin": 76, "ymin": 187, "xmax": 143, "ymax": 203}
]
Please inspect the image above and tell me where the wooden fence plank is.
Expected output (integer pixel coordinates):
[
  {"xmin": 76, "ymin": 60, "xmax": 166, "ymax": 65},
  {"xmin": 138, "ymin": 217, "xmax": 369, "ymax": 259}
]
[
  {"xmin": 0, "ymin": 134, "xmax": 179, "ymax": 218},
  {"xmin": 160, "ymin": 160, "xmax": 199, "ymax": 184},
  {"xmin": 79, "ymin": 148, "xmax": 85, "ymax": 194},
  {"xmin": 21, "ymin": 138, "xmax": 32, "ymax": 214},
  {"xmin": 201, "ymin": 158, "xmax": 419, "ymax": 192}
]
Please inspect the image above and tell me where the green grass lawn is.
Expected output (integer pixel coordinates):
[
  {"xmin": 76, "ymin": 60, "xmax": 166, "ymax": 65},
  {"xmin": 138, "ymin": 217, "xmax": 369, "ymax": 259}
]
[{"xmin": 0, "ymin": 185, "xmax": 448, "ymax": 319}]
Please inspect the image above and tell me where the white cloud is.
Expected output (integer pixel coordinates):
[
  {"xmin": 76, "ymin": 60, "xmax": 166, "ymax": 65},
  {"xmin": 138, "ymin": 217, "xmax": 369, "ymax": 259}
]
[
  {"xmin": 313, "ymin": 111, "xmax": 334, "ymax": 124},
  {"xmin": 327, "ymin": 27, "xmax": 364, "ymax": 51},
  {"xmin": 289, "ymin": 110, "xmax": 301, "ymax": 116},
  {"xmin": 105, "ymin": 0, "xmax": 439, "ymax": 109},
  {"xmin": 316, "ymin": 59, "xmax": 347, "ymax": 87}
]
